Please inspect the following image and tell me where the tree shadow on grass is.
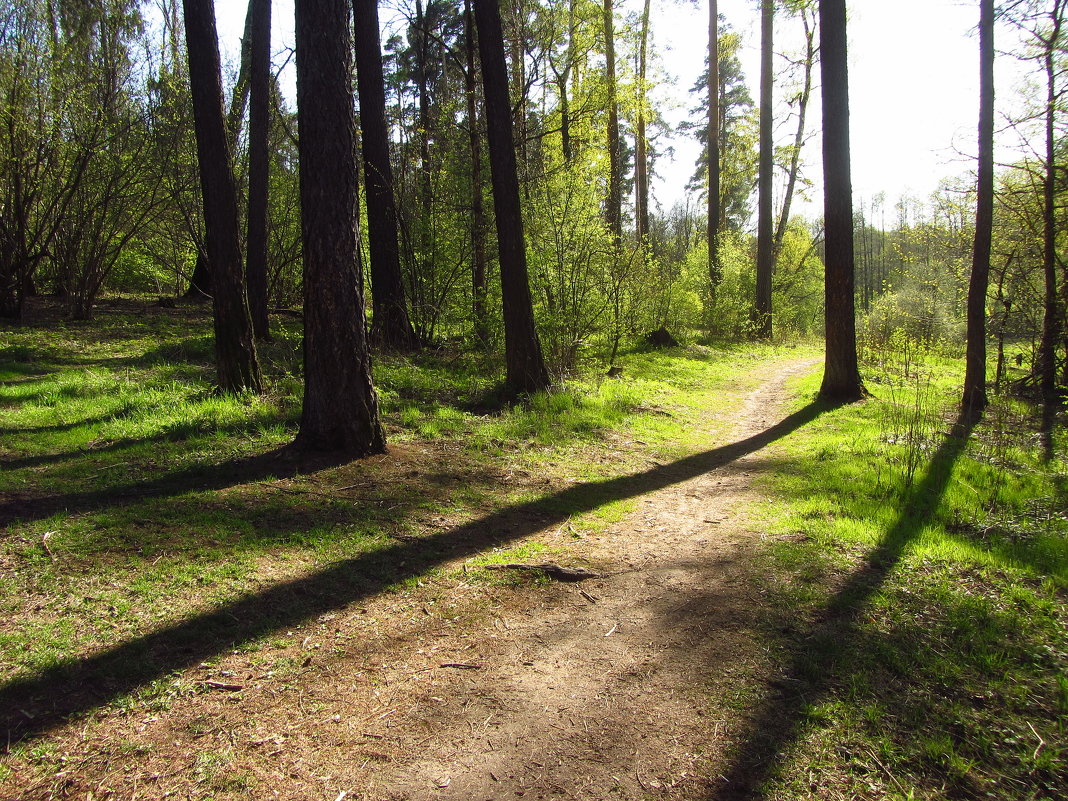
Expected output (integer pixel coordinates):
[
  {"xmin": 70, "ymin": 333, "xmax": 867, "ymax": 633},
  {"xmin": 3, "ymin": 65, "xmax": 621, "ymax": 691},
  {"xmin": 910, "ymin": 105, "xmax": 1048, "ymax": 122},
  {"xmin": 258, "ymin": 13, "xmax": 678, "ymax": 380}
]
[
  {"xmin": 0, "ymin": 401, "xmax": 829, "ymax": 745},
  {"xmin": 0, "ymin": 414, "xmax": 291, "ymax": 472},
  {"xmin": 0, "ymin": 445, "xmax": 343, "ymax": 530},
  {"xmin": 0, "ymin": 412, "xmax": 126, "ymax": 438},
  {"xmin": 706, "ymin": 416, "xmax": 975, "ymax": 800}
]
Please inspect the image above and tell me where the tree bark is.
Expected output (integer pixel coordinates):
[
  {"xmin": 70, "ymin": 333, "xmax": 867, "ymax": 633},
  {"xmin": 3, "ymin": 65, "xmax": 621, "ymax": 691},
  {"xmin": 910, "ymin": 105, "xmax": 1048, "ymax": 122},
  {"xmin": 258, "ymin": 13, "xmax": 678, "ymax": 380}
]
[
  {"xmin": 182, "ymin": 0, "xmax": 262, "ymax": 394},
  {"xmin": 465, "ymin": 0, "xmax": 490, "ymax": 347},
  {"xmin": 707, "ymin": 0, "xmax": 721, "ymax": 294},
  {"xmin": 294, "ymin": 0, "xmax": 386, "ymax": 455},
  {"xmin": 185, "ymin": 249, "xmax": 211, "ymax": 299},
  {"xmin": 962, "ymin": 0, "xmax": 994, "ymax": 421},
  {"xmin": 184, "ymin": 0, "xmax": 253, "ymax": 301},
  {"xmin": 754, "ymin": 0, "xmax": 774, "ymax": 339},
  {"xmin": 603, "ymin": 0, "xmax": 622, "ymax": 244},
  {"xmin": 1035, "ymin": 0, "xmax": 1064, "ymax": 424},
  {"xmin": 635, "ymin": 0, "xmax": 651, "ymax": 244},
  {"xmin": 817, "ymin": 0, "xmax": 864, "ymax": 402},
  {"xmin": 245, "ymin": 0, "xmax": 271, "ymax": 340},
  {"xmin": 473, "ymin": 0, "xmax": 550, "ymax": 394},
  {"xmin": 225, "ymin": 0, "xmax": 256, "ymax": 150},
  {"xmin": 414, "ymin": 0, "xmax": 435, "ymax": 287},
  {"xmin": 352, "ymin": 0, "xmax": 418, "ymax": 351}
]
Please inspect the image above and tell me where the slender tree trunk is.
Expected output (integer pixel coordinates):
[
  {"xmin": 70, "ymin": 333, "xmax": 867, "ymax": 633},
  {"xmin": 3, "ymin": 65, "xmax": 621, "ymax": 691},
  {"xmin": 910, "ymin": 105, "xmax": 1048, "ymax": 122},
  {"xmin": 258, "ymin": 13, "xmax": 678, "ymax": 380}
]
[
  {"xmin": 1036, "ymin": 1, "xmax": 1063, "ymax": 427},
  {"xmin": 294, "ymin": 0, "xmax": 385, "ymax": 455},
  {"xmin": 245, "ymin": 0, "xmax": 271, "ymax": 340},
  {"xmin": 817, "ymin": 0, "xmax": 864, "ymax": 403},
  {"xmin": 962, "ymin": 0, "xmax": 994, "ymax": 421},
  {"xmin": 465, "ymin": 0, "xmax": 489, "ymax": 347},
  {"xmin": 414, "ymin": 0, "xmax": 434, "ymax": 284},
  {"xmin": 603, "ymin": 0, "xmax": 622, "ymax": 244},
  {"xmin": 635, "ymin": 0, "xmax": 651, "ymax": 244},
  {"xmin": 773, "ymin": 6, "xmax": 815, "ymax": 258},
  {"xmin": 472, "ymin": 0, "xmax": 550, "ymax": 394},
  {"xmin": 707, "ymin": 0, "xmax": 721, "ymax": 295},
  {"xmin": 754, "ymin": 0, "xmax": 774, "ymax": 339},
  {"xmin": 560, "ymin": 0, "xmax": 577, "ymax": 162},
  {"xmin": 182, "ymin": 0, "xmax": 262, "ymax": 394},
  {"xmin": 993, "ymin": 256, "xmax": 1013, "ymax": 394},
  {"xmin": 225, "ymin": 0, "xmax": 256, "ymax": 150},
  {"xmin": 352, "ymin": 0, "xmax": 417, "ymax": 350},
  {"xmin": 185, "ymin": 0, "xmax": 253, "ymax": 301}
]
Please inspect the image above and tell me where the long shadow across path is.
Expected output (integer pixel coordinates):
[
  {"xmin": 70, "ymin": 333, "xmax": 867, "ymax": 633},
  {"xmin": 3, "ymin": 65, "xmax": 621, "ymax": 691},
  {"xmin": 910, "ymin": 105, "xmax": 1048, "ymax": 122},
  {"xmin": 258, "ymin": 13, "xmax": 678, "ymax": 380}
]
[
  {"xmin": 0, "ymin": 401, "xmax": 828, "ymax": 744},
  {"xmin": 708, "ymin": 416, "xmax": 974, "ymax": 799}
]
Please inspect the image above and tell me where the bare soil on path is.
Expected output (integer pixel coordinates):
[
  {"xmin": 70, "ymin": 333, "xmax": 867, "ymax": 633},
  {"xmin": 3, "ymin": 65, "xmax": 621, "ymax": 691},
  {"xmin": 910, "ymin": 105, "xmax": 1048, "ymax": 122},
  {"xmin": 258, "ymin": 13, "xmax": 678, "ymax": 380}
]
[{"xmin": 8, "ymin": 357, "xmax": 819, "ymax": 801}]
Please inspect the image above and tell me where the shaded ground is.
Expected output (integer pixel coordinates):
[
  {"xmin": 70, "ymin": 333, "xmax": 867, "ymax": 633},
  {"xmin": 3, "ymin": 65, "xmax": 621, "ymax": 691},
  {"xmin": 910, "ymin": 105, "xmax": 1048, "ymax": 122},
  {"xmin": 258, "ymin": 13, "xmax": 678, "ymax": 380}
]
[{"xmin": 4, "ymin": 358, "xmax": 820, "ymax": 800}]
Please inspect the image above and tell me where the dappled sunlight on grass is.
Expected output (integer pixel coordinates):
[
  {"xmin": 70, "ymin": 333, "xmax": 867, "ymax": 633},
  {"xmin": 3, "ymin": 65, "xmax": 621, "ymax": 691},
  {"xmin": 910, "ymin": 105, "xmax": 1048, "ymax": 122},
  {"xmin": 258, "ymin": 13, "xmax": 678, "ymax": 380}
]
[
  {"xmin": 723, "ymin": 351, "xmax": 1068, "ymax": 800},
  {"xmin": 0, "ymin": 302, "xmax": 817, "ymax": 723}
]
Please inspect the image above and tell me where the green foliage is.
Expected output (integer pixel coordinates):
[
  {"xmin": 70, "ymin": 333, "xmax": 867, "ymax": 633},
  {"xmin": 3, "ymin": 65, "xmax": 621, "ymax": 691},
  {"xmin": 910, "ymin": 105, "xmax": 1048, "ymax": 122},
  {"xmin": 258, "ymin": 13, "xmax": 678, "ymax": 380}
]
[
  {"xmin": 742, "ymin": 345, "xmax": 1068, "ymax": 800},
  {"xmin": 0, "ymin": 303, "xmax": 808, "ymax": 707},
  {"xmin": 526, "ymin": 159, "xmax": 616, "ymax": 371},
  {"xmin": 859, "ymin": 284, "xmax": 965, "ymax": 363}
]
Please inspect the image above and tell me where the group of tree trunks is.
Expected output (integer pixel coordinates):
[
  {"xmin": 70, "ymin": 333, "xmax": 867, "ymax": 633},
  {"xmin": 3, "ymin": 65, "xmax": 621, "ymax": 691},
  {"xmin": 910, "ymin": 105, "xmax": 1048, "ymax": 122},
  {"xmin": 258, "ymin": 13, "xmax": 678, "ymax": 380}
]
[{"xmin": 178, "ymin": 0, "xmax": 1039, "ymax": 454}]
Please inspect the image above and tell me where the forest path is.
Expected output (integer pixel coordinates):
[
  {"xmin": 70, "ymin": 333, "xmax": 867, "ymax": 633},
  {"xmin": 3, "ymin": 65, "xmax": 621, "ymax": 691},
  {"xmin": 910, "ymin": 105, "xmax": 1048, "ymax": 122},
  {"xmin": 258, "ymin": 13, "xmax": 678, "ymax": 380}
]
[
  {"xmin": 12, "ymin": 355, "xmax": 821, "ymax": 801},
  {"xmin": 370, "ymin": 356, "xmax": 821, "ymax": 801}
]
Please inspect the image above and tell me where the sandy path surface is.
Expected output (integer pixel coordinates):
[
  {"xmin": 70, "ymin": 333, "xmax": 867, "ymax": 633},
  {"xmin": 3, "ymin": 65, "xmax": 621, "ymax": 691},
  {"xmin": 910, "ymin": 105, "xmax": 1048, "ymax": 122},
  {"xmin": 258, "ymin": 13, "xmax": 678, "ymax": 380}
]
[{"xmin": 366, "ymin": 357, "xmax": 820, "ymax": 801}]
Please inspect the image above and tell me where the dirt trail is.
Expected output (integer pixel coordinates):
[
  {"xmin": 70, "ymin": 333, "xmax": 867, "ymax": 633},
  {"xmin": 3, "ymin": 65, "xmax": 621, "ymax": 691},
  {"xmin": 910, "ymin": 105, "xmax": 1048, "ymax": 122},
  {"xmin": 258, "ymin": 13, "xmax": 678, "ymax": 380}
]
[{"xmin": 368, "ymin": 357, "xmax": 819, "ymax": 801}]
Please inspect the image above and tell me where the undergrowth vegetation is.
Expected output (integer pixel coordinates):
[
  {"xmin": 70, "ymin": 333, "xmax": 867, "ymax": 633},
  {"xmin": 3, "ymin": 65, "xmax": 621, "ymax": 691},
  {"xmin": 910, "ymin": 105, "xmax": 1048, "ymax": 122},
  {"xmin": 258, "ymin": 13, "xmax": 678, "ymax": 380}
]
[{"xmin": 746, "ymin": 341, "xmax": 1068, "ymax": 800}]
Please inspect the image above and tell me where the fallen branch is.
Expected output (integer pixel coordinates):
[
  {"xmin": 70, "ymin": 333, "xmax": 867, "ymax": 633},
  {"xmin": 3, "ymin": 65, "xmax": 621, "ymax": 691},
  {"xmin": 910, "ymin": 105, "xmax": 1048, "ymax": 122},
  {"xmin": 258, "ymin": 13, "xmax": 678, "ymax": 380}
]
[
  {"xmin": 41, "ymin": 531, "xmax": 57, "ymax": 562},
  {"xmin": 202, "ymin": 680, "xmax": 244, "ymax": 691},
  {"xmin": 482, "ymin": 562, "xmax": 605, "ymax": 582}
]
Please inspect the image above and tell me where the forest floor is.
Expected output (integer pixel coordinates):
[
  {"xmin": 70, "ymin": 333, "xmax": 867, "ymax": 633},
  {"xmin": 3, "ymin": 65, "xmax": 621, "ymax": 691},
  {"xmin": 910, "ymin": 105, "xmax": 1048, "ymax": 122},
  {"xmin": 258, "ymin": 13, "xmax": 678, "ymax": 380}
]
[{"xmin": 2, "ymin": 299, "xmax": 1066, "ymax": 801}]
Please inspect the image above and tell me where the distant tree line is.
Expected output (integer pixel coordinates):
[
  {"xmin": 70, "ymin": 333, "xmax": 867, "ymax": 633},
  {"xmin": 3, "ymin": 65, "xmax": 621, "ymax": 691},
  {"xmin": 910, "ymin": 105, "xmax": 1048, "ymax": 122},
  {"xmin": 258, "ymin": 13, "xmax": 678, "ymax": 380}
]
[{"xmin": 0, "ymin": 0, "xmax": 1063, "ymax": 451}]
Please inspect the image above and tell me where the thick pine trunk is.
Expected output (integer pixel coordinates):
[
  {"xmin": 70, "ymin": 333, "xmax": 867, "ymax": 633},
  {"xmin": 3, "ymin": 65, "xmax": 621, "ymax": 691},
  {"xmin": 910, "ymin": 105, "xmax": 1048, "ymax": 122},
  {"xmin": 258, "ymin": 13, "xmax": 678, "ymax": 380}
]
[
  {"xmin": 352, "ymin": 0, "xmax": 417, "ymax": 351},
  {"xmin": 962, "ymin": 0, "xmax": 994, "ymax": 421},
  {"xmin": 472, "ymin": 0, "xmax": 549, "ymax": 394},
  {"xmin": 294, "ymin": 0, "xmax": 385, "ymax": 455},
  {"xmin": 182, "ymin": 0, "xmax": 262, "ymax": 394},
  {"xmin": 817, "ymin": 0, "xmax": 864, "ymax": 403},
  {"xmin": 754, "ymin": 0, "xmax": 774, "ymax": 339},
  {"xmin": 184, "ymin": 0, "xmax": 253, "ymax": 301},
  {"xmin": 245, "ymin": 0, "xmax": 271, "ymax": 340}
]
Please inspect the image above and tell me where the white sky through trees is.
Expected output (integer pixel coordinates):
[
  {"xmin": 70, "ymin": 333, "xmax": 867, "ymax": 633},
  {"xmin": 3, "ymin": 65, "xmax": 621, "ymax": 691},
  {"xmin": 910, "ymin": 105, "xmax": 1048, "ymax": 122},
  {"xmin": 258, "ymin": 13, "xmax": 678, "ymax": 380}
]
[{"xmin": 215, "ymin": 0, "xmax": 1033, "ymax": 225}]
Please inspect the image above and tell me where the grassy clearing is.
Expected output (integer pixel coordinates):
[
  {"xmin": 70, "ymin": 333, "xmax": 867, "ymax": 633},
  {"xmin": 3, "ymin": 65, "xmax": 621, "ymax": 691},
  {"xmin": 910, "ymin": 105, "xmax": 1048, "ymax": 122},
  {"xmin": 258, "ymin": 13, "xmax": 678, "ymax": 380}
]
[
  {"xmin": 737, "ymin": 348, "xmax": 1068, "ymax": 800},
  {"xmin": 6, "ymin": 298, "xmax": 1064, "ymax": 800},
  {"xmin": 0, "ymin": 298, "xmax": 807, "ymax": 694}
]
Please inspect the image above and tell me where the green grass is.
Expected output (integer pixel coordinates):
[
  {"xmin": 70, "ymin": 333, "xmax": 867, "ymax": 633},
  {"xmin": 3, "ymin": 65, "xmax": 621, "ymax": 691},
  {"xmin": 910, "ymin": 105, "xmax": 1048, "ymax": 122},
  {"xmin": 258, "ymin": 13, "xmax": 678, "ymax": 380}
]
[
  {"xmin": 737, "ymin": 347, "xmax": 1068, "ymax": 800},
  {"xmin": 0, "ymin": 298, "xmax": 805, "ymax": 693},
  {"xmin": 5, "ymin": 299, "xmax": 1065, "ymax": 800}
]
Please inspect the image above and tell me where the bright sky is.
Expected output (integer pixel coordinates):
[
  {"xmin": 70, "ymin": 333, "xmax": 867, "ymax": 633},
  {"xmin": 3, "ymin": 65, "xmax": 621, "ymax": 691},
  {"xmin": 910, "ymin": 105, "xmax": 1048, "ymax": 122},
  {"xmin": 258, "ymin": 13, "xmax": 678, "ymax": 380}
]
[
  {"xmin": 650, "ymin": 0, "xmax": 997, "ymax": 216},
  {"xmin": 215, "ymin": 0, "xmax": 1027, "ymax": 221}
]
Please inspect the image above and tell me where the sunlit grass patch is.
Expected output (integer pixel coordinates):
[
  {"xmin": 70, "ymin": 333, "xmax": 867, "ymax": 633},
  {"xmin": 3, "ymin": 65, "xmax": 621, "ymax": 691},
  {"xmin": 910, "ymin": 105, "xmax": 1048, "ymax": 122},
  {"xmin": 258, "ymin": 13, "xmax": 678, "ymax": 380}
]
[
  {"xmin": 1, "ymin": 298, "xmax": 829, "ymax": 781},
  {"xmin": 745, "ymin": 347, "xmax": 1068, "ymax": 800}
]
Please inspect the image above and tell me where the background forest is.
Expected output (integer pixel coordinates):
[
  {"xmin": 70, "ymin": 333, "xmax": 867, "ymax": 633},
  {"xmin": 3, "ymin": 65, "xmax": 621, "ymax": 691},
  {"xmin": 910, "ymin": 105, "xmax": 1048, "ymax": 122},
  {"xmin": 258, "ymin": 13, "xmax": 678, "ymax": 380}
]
[{"xmin": 0, "ymin": 0, "xmax": 1062, "ymax": 402}]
